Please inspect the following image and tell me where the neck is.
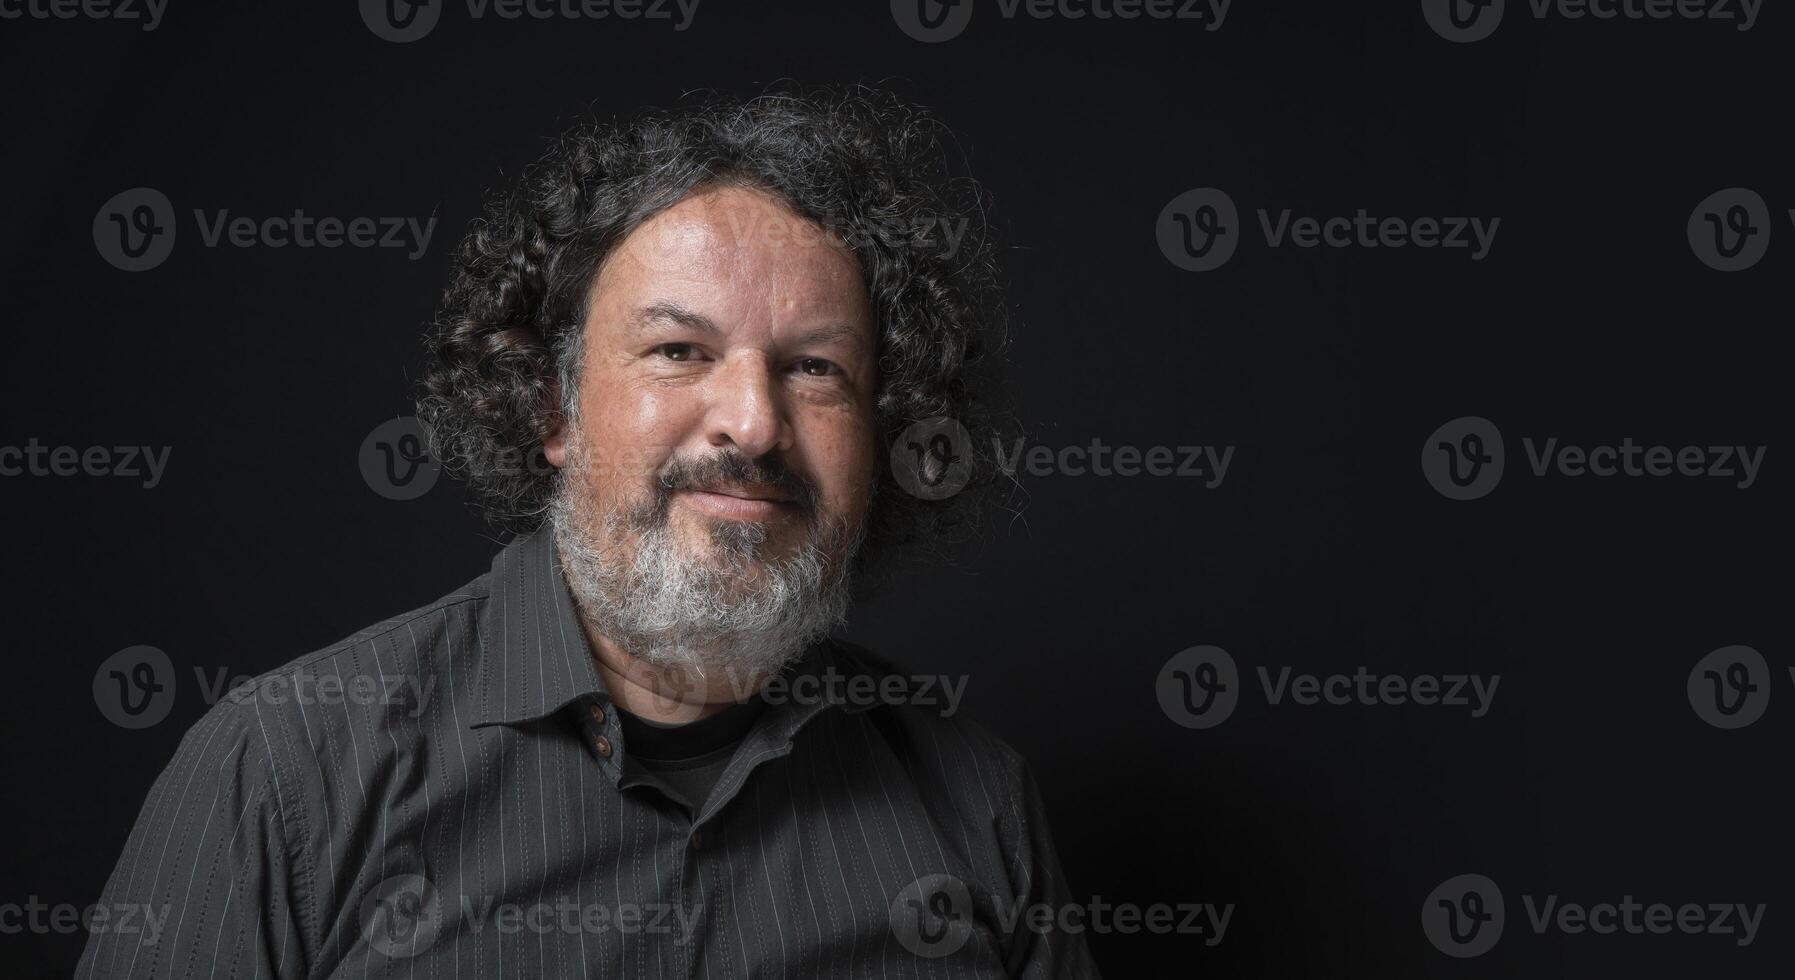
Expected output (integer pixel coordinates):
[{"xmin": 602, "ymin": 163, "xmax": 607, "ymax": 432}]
[{"xmin": 582, "ymin": 625, "xmax": 764, "ymax": 725}]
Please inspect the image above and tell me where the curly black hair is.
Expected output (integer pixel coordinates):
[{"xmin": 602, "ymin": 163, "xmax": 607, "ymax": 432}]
[{"xmin": 417, "ymin": 83, "xmax": 1016, "ymax": 576}]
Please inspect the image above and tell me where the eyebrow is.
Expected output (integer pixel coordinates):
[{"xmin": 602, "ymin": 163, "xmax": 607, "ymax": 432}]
[
  {"xmin": 627, "ymin": 301, "xmax": 870, "ymax": 354},
  {"xmin": 789, "ymin": 322, "xmax": 867, "ymax": 353},
  {"xmin": 628, "ymin": 301, "xmax": 721, "ymax": 338}
]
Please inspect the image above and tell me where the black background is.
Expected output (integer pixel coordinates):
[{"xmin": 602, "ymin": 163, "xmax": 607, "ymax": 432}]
[{"xmin": 1, "ymin": 0, "xmax": 1788, "ymax": 976}]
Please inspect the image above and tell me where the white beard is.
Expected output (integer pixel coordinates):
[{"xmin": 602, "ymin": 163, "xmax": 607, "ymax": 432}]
[{"xmin": 548, "ymin": 439, "xmax": 861, "ymax": 692}]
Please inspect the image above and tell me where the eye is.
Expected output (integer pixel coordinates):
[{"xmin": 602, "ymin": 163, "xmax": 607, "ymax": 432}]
[
  {"xmin": 795, "ymin": 357, "xmax": 838, "ymax": 377},
  {"xmin": 653, "ymin": 343, "xmax": 701, "ymax": 362}
]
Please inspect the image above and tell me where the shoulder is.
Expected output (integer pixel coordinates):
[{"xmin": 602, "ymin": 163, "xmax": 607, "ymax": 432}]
[
  {"xmin": 826, "ymin": 635, "xmax": 1031, "ymax": 798},
  {"xmin": 164, "ymin": 570, "xmax": 494, "ymax": 808},
  {"xmin": 219, "ymin": 571, "xmax": 491, "ymax": 718},
  {"xmin": 268, "ymin": 572, "xmax": 492, "ymax": 683}
]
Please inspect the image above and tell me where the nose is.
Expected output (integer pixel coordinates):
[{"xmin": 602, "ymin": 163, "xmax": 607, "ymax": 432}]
[{"xmin": 704, "ymin": 353, "xmax": 792, "ymax": 460}]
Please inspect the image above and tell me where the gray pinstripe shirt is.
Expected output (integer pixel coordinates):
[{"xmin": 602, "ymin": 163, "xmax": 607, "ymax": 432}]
[{"xmin": 76, "ymin": 528, "xmax": 1101, "ymax": 978}]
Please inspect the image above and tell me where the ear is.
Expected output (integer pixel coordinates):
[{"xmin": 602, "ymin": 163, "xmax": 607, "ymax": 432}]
[
  {"xmin": 543, "ymin": 379, "xmax": 568, "ymax": 469},
  {"xmin": 544, "ymin": 425, "xmax": 567, "ymax": 469}
]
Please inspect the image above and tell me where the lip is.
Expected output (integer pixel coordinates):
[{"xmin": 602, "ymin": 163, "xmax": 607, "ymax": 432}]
[
  {"xmin": 693, "ymin": 484, "xmax": 794, "ymax": 503},
  {"xmin": 678, "ymin": 488, "xmax": 796, "ymax": 521}
]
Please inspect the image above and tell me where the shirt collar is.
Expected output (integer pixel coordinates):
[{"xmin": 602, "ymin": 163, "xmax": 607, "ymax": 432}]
[
  {"xmin": 468, "ymin": 526, "xmax": 892, "ymax": 732},
  {"xmin": 469, "ymin": 525, "xmax": 607, "ymax": 728}
]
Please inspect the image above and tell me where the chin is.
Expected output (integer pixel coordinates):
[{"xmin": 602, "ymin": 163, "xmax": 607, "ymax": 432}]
[{"xmin": 693, "ymin": 540, "xmax": 802, "ymax": 577}]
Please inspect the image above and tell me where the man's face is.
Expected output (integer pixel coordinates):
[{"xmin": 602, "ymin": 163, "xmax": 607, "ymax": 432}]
[{"xmin": 545, "ymin": 183, "xmax": 878, "ymax": 674}]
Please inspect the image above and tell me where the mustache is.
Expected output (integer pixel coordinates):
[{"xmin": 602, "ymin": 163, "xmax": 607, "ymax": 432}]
[{"xmin": 652, "ymin": 449, "xmax": 820, "ymax": 518}]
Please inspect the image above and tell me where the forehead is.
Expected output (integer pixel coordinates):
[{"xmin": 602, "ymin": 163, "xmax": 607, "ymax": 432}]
[{"xmin": 589, "ymin": 184, "xmax": 870, "ymax": 327}]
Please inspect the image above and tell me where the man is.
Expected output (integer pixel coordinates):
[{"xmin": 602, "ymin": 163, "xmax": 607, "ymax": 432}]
[{"xmin": 78, "ymin": 87, "xmax": 1099, "ymax": 978}]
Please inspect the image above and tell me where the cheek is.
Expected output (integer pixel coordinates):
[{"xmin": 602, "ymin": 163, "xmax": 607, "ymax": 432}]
[
  {"xmin": 576, "ymin": 382, "xmax": 698, "ymax": 498},
  {"xmin": 807, "ymin": 416, "xmax": 878, "ymax": 519}
]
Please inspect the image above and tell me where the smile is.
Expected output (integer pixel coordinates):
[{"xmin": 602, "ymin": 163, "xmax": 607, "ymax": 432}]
[{"xmin": 677, "ymin": 488, "xmax": 797, "ymax": 521}]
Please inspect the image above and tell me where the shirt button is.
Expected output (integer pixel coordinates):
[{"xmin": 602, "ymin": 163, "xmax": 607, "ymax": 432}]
[
  {"xmin": 593, "ymin": 735, "xmax": 612, "ymax": 758},
  {"xmin": 589, "ymin": 704, "xmax": 606, "ymax": 725}
]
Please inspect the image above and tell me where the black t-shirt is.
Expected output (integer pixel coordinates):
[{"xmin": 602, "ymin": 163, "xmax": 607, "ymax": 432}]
[{"xmin": 616, "ymin": 696, "xmax": 768, "ymax": 815}]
